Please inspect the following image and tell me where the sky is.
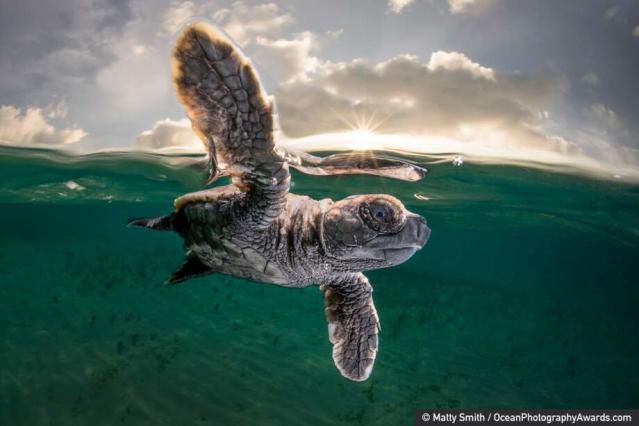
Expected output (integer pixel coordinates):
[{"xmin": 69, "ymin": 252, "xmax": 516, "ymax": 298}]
[{"xmin": 0, "ymin": 0, "xmax": 638, "ymax": 175}]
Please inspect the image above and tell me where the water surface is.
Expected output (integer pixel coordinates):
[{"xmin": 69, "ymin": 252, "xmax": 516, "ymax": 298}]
[{"xmin": 1, "ymin": 146, "xmax": 638, "ymax": 425}]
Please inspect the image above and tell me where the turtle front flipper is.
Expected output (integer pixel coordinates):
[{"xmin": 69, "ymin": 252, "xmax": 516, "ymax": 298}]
[
  {"xmin": 172, "ymin": 23, "xmax": 289, "ymax": 228},
  {"xmin": 321, "ymin": 273, "xmax": 380, "ymax": 382},
  {"xmin": 289, "ymin": 150, "xmax": 427, "ymax": 182}
]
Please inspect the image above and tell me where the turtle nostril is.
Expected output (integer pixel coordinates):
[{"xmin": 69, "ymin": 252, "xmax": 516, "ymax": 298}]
[{"xmin": 415, "ymin": 215, "xmax": 426, "ymax": 225}]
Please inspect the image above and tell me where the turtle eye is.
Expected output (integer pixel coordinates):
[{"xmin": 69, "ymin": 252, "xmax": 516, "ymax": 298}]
[
  {"xmin": 359, "ymin": 200, "xmax": 404, "ymax": 233},
  {"xmin": 371, "ymin": 205, "xmax": 387, "ymax": 220}
]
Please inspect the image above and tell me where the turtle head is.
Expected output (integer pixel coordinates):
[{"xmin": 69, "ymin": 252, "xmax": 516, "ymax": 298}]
[{"xmin": 321, "ymin": 194, "xmax": 430, "ymax": 270}]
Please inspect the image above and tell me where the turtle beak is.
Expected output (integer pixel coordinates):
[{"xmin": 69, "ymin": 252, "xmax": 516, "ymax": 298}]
[{"xmin": 406, "ymin": 213, "xmax": 430, "ymax": 249}]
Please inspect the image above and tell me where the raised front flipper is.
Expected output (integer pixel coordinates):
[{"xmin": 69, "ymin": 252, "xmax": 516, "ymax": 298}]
[
  {"xmin": 289, "ymin": 150, "xmax": 427, "ymax": 182},
  {"xmin": 321, "ymin": 273, "xmax": 380, "ymax": 381},
  {"xmin": 172, "ymin": 23, "xmax": 289, "ymax": 227}
]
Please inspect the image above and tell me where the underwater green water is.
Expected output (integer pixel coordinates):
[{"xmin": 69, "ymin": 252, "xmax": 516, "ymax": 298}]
[{"xmin": 1, "ymin": 146, "xmax": 638, "ymax": 425}]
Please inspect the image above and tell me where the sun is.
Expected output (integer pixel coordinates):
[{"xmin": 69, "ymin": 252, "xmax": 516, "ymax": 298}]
[{"xmin": 332, "ymin": 106, "xmax": 393, "ymax": 150}]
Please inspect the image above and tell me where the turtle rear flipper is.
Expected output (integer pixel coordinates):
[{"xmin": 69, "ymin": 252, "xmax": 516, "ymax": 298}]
[
  {"xmin": 127, "ymin": 214, "xmax": 176, "ymax": 231},
  {"xmin": 128, "ymin": 215, "xmax": 217, "ymax": 284},
  {"xmin": 321, "ymin": 273, "xmax": 380, "ymax": 382},
  {"xmin": 166, "ymin": 254, "xmax": 214, "ymax": 285}
]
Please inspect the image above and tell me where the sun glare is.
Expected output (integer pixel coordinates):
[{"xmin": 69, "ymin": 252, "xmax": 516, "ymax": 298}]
[{"xmin": 330, "ymin": 106, "xmax": 395, "ymax": 150}]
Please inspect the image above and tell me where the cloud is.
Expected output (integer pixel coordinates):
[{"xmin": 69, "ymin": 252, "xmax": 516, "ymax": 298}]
[
  {"xmin": 571, "ymin": 102, "xmax": 636, "ymax": 169},
  {"xmin": 388, "ymin": 0, "xmax": 493, "ymax": 15},
  {"xmin": 206, "ymin": 4, "xmax": 338, "ymax": 85},
  {"xmin": 388, "ymin": 0, "xmax": 415, "ymax": 14},
  {"xmin": 325, "ymin": 29, "xmax": 344, "ymax": 39},
  {"xmin": 0, "ymin": 0, "xmax": 133, "ymax": 105},
  {"xmin": 46, "ymin": 101, "xmax": 69, "ymax": 120},
  {"xmin": 162, "ymin": 1, "xmax": 196, "ymax": 35},
  {"xmin": 83, "ymin": 0, "xmax": 303, "ymax": 145},
  {"xmin": 581, "ymin": 72, "xmax": 599, "ymax": 87},
  {"xmin": 587, "ymin": 104, "xmax": 621, "ymax": 132},
  {"xmin": 0, "ymin": 105, "xmax": 87, "ymax": 146},
  {"xmin": 211, "ymin": 2, "xmax": 293, "ymax": 46},
  {"xmin": 131, "ymin": 5, "xmax": 635, "ymax": 175},
  {"xmin": 95, "ymin": 36, "xmax": 170, "ymax": 115},
  {"xmin": 136, "ymin": 50, "xmax": 576, "ymax": 160},
  {"xmin": 427, "ymin": 51, "xmax": 495, "ymax": 80},
  {"xmin": 448, "ymin": 0, "xmax": 494, "ymax": 14},
  {"xmin": 134, "ymin": 118, "xmax": 202, "ymax": 151},
  {"xmin": 273, "ymin": 51, "xmax": 574, "ymax": 156},
  {"xmin": 253, "ymin": 32, "xmax": 320, "ymax": 82}
]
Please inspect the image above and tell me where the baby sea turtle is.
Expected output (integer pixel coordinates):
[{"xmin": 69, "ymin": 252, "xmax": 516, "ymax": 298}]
[{"xmin": 129, "ymin": 23, "xmax": 430, "ymax": 381}]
